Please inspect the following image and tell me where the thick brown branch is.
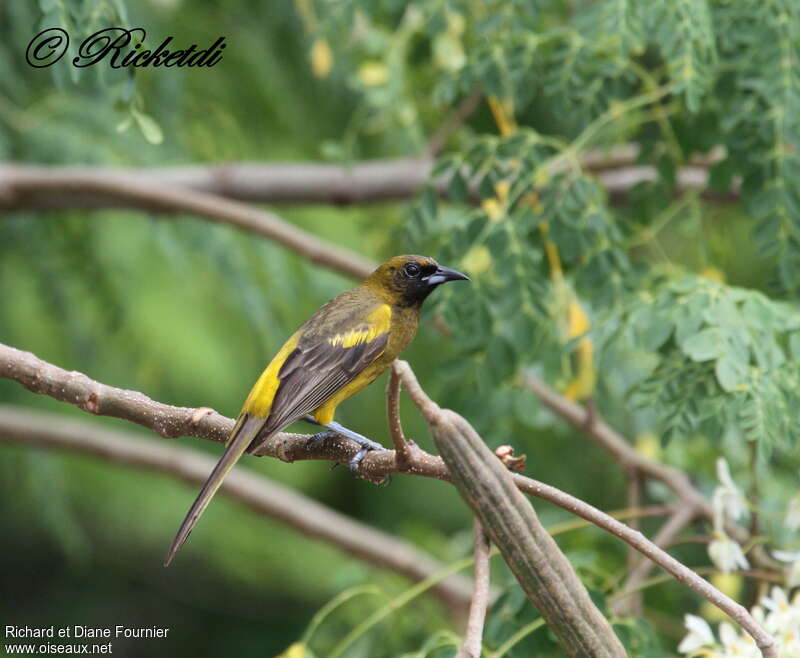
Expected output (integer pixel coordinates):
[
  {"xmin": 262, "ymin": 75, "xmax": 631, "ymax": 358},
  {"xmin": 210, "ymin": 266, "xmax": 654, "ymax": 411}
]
[
  {"xmin": 0, "ymin": 151, "xmax": 734, "ymax": 220},
  {"xmin": 0, "ymin": 160, "xmax": 433, "ymax": 208},
  {"xmin": 0, "ymin": 342, "xmax": 234, "ymax": 443},
  {"xmin": 0, "ymin": 405, "xmax": 474, "ymax": 611}
]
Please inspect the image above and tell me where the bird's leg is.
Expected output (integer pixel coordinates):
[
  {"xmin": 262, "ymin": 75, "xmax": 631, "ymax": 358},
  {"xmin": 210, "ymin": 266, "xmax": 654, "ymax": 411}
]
[
  {"xmin": 326, "ymin": 421, "xmax": 386, "ymax": 471},
  {"xmin": 303, "ymin": 416, "xmax": 386, "ymax": 471}
]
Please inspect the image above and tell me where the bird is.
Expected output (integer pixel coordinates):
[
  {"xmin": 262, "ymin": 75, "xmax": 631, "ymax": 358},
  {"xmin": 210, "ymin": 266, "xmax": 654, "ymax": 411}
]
[{"xmin": 163, "ymin": 254, "xmax": 469, "ymax": 566}]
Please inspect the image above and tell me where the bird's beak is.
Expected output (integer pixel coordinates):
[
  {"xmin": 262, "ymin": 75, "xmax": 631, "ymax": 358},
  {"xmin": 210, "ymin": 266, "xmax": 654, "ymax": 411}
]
[{"xmin": 426, "ymin": 265, "xmax": 470, "ymax": 286}]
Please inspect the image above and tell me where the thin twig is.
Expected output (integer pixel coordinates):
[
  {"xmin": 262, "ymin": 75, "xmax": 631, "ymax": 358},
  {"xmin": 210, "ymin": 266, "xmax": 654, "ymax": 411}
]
[
  {"xmin": 427, "ymin": 90, "xmax": 483, "ymax": 156},
  {"xmin": 612, "ymin": 505, "xmax": 697, "ymax": 616},
  {"xmin": 524, "ymin": 375, "xmax": 703, "ymax": 503},
  {"xmin": 386, "ymin": 362, "xmax": 412, "ymax": 469},
  {"xmin": 665, "ymin": 534, "xmax": 714, "ymax": 547},
  {"xmin": 523, "ymin": 375, "xmax": 741, "ymax": 541},
  {"xmin": 622, "ymin": 467, "xmax": 644, "ymax": 615},
  {"xmin": 526, "ymin": 374, "xmax": 780, "ymax": 573},
  {"xmin": 610, "ymin": 566, "xmax": 787, "ymax": 603},
  {"xmin": 507, "ymin": 478, "xmax": 774, "ymax": 655},
  {"xmin": 457, "ymin": 520, "xmax": 492, "ymax": 658}
]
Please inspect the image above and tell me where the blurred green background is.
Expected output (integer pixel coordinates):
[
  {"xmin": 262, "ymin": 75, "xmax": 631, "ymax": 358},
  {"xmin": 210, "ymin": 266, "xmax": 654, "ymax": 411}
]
[{"xmin": 1, "ymin": 1, "xmax": 794, "ymax": 657}]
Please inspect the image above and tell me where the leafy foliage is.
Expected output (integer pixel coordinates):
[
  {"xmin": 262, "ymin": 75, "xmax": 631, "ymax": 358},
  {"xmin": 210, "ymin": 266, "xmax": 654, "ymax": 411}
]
[
  {"xmin": 715, "ymin": 0, "xmax": 800, "ymax": 292},
  {"xmin": 599, "ymin": 274, "xmax": 800, "ymax": 451},
  {"xmin": 315, "ymin": 0, "xmax": 800, "ymax": 454}
]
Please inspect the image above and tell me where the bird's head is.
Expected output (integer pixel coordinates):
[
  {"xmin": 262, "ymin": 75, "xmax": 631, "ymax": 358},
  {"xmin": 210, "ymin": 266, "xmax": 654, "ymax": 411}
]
[{"xmin": 366, "ymin": 255, "xmax": 470, "ymax": 307}]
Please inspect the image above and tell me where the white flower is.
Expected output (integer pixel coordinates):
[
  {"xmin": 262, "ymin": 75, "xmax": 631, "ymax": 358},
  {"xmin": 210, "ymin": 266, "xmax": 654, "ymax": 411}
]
[
  {"xmin": 679, "ymin": 614, "xmax": 716, "ymax": 654},
  {"xmin": 760, "ymin": 586, "xmax": 800, "ymax": 636},
  {"xmin": 718, "ymin": 621, "xmax": 759, "ymax": 657},
  {"xmin": 676, "ymin": 593, "xmax": 800, "ymax": 658},
  {"xmin": 709, "ymin": 532, "xmax": 750, "ymax": 573},
  {"xmin": 785, "ymin": 494, "xmax": 800, "ymax": 532},
  {"xmin": 712, "ymin": 458, "xmax": 749, "ymax": 527},
  {"xmin": 772, "ymin": 550, "xmax": 800, "ymax": 588}
]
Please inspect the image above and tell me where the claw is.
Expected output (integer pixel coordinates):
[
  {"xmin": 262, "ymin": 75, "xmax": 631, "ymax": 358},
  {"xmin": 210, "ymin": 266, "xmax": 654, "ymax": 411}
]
[
  {"xmin": 349, "ymin": 447, "xmax": 370, "ymax": 471},
  {"xmin": 306, "ymin": 429, "xmax": 336, "ymax": 449}
]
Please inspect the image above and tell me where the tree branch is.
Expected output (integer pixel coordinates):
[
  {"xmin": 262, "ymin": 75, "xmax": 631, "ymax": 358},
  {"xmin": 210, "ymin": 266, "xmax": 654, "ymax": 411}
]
[
  {"xmin": 386, "ymin": 362, "xmax": 412, "ymax": 469},
  {"xmin": 523, "ymin": 375, "xmax": 779, "ymax": 581},
  {"xmin": 456, "ymin": 520, "xmax": 492, "ymax": 658},
  {"xmin": 622, "ymin": 468, "xmax": 644, "ymax": 616},
  {"xmin": 522, "ymin": 375, "xmax": 714, "ymax": 528},
  {"xmin": 0, "ymin": 166, "xmax": 376, "ymax": 280},
  {"xmin": 0, "ymin": 405, "xmax": 474, "ymax": 612},
  {"xmin": 611, "ymin": 505, "xmax": 697, "ymax": 616},
  {"xmin": 0, "ymin": 160, "xmax": 434, "ymax": 208},
  {"xmin": 0, "ymin": 152, "xmax": 734, "ymax": 220},
  {"xmin": 0, "ymin": 344, "xmax": 776, "ymax": 656},
  {"xmin": 393, "ymin": 363, "xmax": 774, "ymax": 657}
]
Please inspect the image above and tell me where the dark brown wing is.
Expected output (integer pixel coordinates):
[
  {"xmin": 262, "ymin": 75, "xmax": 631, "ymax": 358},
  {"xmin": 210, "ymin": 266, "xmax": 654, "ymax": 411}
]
[{"xmin": 257, "ymin": 295, "xmax": 391, "ymax": 435}]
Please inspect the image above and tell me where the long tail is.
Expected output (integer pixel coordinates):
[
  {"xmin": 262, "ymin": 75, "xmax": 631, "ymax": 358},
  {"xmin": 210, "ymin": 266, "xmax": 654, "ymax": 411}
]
[{"xmin": 163, "ymin": 414, "xmax": 266, "ymax": 566}]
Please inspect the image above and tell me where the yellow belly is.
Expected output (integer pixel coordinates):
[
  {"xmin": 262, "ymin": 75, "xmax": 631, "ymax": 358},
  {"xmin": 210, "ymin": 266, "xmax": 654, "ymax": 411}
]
[
  {"xmin": 311, "ymin": 357, "xmax": 388, "ymax": 424},
  {"xmin": 313, "ymin": 305, "xmax": 419, "ymax": 425}
]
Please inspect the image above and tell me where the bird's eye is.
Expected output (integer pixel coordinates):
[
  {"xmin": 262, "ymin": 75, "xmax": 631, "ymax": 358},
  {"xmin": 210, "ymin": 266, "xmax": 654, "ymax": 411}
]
[{"xmin": 403, "ymin": 263, "xmax": 421, "ymax": 278}]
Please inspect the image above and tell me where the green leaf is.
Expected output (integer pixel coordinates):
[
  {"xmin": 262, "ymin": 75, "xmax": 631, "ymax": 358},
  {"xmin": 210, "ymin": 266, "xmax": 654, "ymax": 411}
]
[
  {"xmin": 487, "ymin": 335, "xmax": 517, "ymax": 382},
  {"xmin": 448, "ymin": 168, "xmax": 468, "ymax": 202},
  {"xmin": 131, "ymin": 109, "xmax": 163, "ymax": 145},
  {"xmin": 715, "ymin": 355, "xmax": 747, "ymax": 392},
  {"xmin": 680, "ymin": 327, "xmax": 724, "ymax": 362}
]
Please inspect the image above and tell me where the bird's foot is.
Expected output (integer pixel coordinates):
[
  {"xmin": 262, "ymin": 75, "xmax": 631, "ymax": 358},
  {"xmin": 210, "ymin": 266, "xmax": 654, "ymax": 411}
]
[
  {"xmin": 303, "ymin": 420, "xmax": 387, "ymax": 477},
  {"xmin": 323, "ymin": 421, "xmax": 386, "ymax": 472}
]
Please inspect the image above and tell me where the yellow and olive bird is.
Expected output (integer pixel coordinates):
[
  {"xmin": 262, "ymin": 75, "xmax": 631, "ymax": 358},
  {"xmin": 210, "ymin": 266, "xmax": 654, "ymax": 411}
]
[{"xmin": 163, "ymin": 255, "xmax": 469, "ymax": 566}]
